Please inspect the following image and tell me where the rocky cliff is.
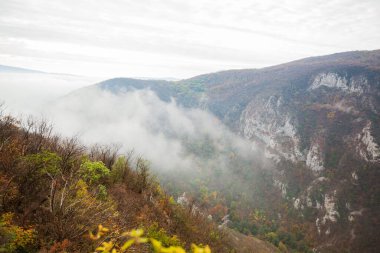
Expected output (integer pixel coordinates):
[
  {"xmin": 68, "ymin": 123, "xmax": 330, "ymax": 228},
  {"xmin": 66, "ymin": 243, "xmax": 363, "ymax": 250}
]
[{"xmin": 96, "ymin": 50, "xmax": 380, "ymax": 252}]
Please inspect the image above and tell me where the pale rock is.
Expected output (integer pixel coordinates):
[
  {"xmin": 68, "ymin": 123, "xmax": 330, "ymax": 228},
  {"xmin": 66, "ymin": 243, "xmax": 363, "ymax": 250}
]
[
  {"xmin": 351, "ymin": 172, "xmax": 358, "ymax": 181},
  {"xmin": 316, "ymin": 218, "xmax": 322, "ymax": 235},
  {"xmin": 309, "ymin": 72, "xmax": 367, "ymax": 94},
  {"xmin": 274, "ymin": 179, "xmax": 287, "ymax": 198},
  {"xmin": 264, "ymin": 148, "xmax": 281, "ymax": 163},
  {"xmin": 306, "ymin": 144, "xmax": 324, "ymax": 172},
  {"xmin": 294, "ymin": 198, "xmax": 301, "ymax": 209},
  {"xmin": 241, "ymin": 96, "xmax": 304, "ymax": 163},
  {"xmin": 306, "ymin": 197, "xmax": 313, "ymax": 207},
  {"xmin": 177, "ymin": 192, "xmax": 189, "ymax": 206},
  {"xmin": 322, "ymin": 193, "xmax": 339, "ymax": 223},
  {"xmin": 356, "ymin": 122, "xmax": 380, "ymax": 162}
]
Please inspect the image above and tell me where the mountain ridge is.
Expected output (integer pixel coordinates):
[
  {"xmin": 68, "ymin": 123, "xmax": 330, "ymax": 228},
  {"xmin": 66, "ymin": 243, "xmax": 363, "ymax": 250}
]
[{"xmin": 86, "ymin": 49, "xmax": 380, "ymax": 252}]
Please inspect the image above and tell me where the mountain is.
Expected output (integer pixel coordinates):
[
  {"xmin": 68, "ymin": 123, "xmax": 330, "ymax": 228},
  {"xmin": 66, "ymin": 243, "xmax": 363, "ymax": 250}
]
[
  {"xmin": 76, "ymin": 50, "xmax": 380, "ymax": 252},
  {"xmin": 1, "ymin": 112, "xmax": 273, "ymax": 253},
  {"xmin": 0, "ymin": 64, "xmax": 44, "ymax": 73}
]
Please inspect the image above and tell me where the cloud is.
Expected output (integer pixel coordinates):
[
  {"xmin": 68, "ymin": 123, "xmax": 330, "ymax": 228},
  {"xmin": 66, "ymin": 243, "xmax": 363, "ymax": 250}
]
[
  {"xmin": 0, "ymin": 71, "xmax": 274, "ymax": 205},
  {"xmin": 0, "ymin": 72, "xmax": 259, "ymax": 174},
  {"xmin": 0, "ymin": 72, "xmax": 99, "ymax": 115},
  {"xmin": 44, "ymin": 87, "xmax": 257, "ymax": 173},
  {"xmin": 0, "ymin": 0, "xmax": 379, "ymax": 78}
]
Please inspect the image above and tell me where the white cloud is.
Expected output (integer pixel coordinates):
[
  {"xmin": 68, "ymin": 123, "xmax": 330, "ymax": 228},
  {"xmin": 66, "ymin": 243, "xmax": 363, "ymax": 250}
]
[
  {"xmin": 0, "ymin": 72, "xmax": 260, "ymax": 174},
  {"xmin": 43, "ymin": 88, "xmax": 257, "ymax": 172},
  {"xmin": 0, "ymin": 0, "xmax": 379, "ymax": 78}
]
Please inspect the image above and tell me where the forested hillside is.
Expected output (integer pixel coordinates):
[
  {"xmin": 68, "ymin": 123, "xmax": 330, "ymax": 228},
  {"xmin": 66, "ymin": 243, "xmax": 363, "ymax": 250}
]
[
  {"xmin": 1, "ymin": 50, "xmax": 379, "ymax": 253},
  {"xmin": 89, "ymin": 50, "xmax": 380, "ymax": 252},
  {"xmin": 0, "ymin": 111, "xmax": 253, "ymax": 252}
]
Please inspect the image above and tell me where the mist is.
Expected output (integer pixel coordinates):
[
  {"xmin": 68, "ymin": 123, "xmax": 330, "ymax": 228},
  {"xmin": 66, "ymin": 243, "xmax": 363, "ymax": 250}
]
[
  {"xmin": 0, "ymin": 72, "xmax": 263, "ymax": 175},
  {"xmin": 47, "ymin": 87, "xmax": 260, "ymax": 173},
  {"xmin": 0, "ymin": 72, "xmax": 100, "ymax": 115}
]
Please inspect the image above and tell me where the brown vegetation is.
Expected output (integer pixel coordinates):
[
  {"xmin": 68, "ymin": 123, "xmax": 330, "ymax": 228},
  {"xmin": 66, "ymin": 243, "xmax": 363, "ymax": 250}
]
[{"xmin": 0, "ymin": 110, "xmax": 234, "ymax": 252}]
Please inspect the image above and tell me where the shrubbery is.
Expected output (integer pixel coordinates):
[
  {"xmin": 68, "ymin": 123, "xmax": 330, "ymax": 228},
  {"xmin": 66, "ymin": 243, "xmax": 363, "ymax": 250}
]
[{"xmin": 0, "ymin": 112, "xmax": 230, "ymax": 252}]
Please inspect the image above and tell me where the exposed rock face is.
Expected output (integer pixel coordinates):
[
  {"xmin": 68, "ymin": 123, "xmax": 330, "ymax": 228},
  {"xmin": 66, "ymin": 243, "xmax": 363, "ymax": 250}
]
[
  {"xmin": 309, "ymin": 72, "xmax": 368, "ymax": 94},
  {"xmin": 236, "ymin": 69, "xmax": 379, "ymax": 170},
  {"xmin": 273, "ymin": 179, "xmax": 287, "ymax": 198},
  {"xmin": 306, "ymin": 143, "xmax": 324, "ymax": 172},
  {"xmin": 322, "ymin": 192, "xmax": 339, "ymax": 223},
  {"xmin": 96, "ymin": 50, "xmax": 380, "ymax": 252},
  {"xmin": 229, "ymin": 67, "xmax": 379, "ymax": 251},
  {"xmin": 240, "ymin": 95, "xmax": 303, "ymax": 163},
  {"xmin": 356, "ymin": 122, "xmax": 380, "ymax": 162}
]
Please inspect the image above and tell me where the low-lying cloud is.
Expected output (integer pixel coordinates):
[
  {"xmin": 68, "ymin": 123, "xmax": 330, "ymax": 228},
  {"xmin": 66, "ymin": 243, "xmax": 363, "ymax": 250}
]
[
  {"xmin": 0, "ymin": 72, "xmax": 99, "ymax": 115},
  {"xmin": 0, "ymin": 72, "xmax": 259, "ymax": 174},
  {"xmin": 48, "ymin": 87, "xmax": 257, "ymax": 172}
]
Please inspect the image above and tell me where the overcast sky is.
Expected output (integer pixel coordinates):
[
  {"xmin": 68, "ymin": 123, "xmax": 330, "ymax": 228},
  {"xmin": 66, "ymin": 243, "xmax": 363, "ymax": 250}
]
[{"xmin": 0, "ymin": 0, "xmax": 379, "ymax": 79}]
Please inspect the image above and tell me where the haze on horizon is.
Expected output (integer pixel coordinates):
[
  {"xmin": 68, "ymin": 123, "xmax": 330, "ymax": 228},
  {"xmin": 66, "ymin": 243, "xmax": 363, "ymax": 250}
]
[{"xmin": 0, "ymin": 0, "xmax": 379, "ymax": 79}]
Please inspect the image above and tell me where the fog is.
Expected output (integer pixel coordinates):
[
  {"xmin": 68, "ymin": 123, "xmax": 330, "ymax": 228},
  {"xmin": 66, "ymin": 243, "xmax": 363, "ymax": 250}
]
[
  {"xmin": 49, "ymin": 87, "xmax": 258, "ymax": 172},
  {"xmin": 0, "ymin": 73, "xmax": 100, "ymax": 115},
  {"xmin": 0, "ymin": 72, "xmax": 261, "ymax": 174}
]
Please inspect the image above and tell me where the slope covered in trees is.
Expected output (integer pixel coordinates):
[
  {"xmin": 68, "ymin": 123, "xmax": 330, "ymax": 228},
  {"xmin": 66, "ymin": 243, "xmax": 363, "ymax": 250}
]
[
  {"xmin": 91, "ymin": 50, "xmax": 380, "ymax": 252},
  {"xmin": 0, "ymin": 111, "xmax": 243, "ymax": 252}
]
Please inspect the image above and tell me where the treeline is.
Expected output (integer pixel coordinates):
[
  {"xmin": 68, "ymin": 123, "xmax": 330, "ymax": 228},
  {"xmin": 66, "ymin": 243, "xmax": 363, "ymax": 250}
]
[{"xmin": 0, "ymin": 111, "xmax": 232, "ymax": 252}]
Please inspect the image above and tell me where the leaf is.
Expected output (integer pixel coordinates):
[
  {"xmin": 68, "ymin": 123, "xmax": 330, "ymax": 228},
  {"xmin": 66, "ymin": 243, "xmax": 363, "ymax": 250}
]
[
  {"xmin": 129, "ymin": 229, "xmax": 144, "ymax": 238},
  {"xmin": 120, "ymin": 239, "xmax": 134, "ymax": 252}
]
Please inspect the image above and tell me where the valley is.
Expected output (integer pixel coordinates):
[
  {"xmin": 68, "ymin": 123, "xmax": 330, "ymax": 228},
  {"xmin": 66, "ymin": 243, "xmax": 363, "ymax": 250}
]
[{"xmin": 1, "ymin": 50, "xmax": 379, "ymax": 252}]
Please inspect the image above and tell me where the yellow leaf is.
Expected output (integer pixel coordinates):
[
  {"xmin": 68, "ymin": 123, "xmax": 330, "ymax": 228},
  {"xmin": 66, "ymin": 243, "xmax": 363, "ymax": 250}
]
[
  {"xmin": 89, "ymin": 231, "xmax": 100, "ymax": 240},
  {"xmin": 120, "ymin": 239, "xmax": 134, "ymax": 252},
  {"xmin": 129, "ymin": 229, "xmax": 144, "ymax": 237},
  {"xmin": 137, "ymin": 237, "xmax": 149, "ymax": 243},
  {"xmin": 99, "ymin": 224, "xmax": 109, "ymax": 232},
  {"xmin": 151, "ymin": 238, "xmax": 162, "ymax": 252},
  {"xmin": 96, "ymin": 241, "xmax": 114, "ymax": 252},
  {"xmin": 191, "ymin": 244, "xmax": 211, "ymax": 253}
]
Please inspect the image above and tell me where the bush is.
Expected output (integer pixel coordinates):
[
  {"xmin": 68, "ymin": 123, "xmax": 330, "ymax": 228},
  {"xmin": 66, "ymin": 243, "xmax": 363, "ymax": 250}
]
[
  {"xmin": 0, "ymin": 213, "xmax": 36, "ymax": 252},
  {"xmin": 79, "ymin": 160, "xmax": 110, "ymax": 185},
  {"xmin": 146, "ymin": 222, "xmax": 184, "ymax": 247},
  {"xmin": 90, "ymin": 225, "xmax": 211, "ymax": 253}
]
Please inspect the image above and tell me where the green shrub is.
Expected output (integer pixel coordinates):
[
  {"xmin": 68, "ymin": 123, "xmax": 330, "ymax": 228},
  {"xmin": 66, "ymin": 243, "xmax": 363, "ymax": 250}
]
[
  {"xmin": 146, "ymin": 222, "xmax": 184, "ymax": 247},
  {"xmin": 79, "ymin": 160, "xmax": 110, "ymax": 185}
]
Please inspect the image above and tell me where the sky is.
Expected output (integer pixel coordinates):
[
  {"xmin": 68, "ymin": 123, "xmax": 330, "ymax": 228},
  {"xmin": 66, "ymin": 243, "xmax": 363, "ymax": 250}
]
[{"xmin": 0, "ymin": 0, "xmax": 379, "ymax": 79}]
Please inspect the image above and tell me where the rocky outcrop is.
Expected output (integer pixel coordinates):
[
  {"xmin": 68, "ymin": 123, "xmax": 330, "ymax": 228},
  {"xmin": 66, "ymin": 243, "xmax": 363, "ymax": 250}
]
[
  {"xmin": 97, "ymin": 50, "xmax": 380, "ymax": 252},
  {"xmin": 309, "ymin": 72, "xmax": 368, "ymax": 94},
  {"xmin": 240, "ymin": 95, "xmax": 303, "ymax": 163},
  {"xmin": 356, "ymin": 122, "xmax": 380, "ymax": 162}
]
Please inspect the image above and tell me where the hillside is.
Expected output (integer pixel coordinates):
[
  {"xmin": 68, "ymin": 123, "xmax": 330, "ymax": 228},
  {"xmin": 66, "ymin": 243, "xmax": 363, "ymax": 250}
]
[
  {"xmin": 0, "ymin": 111, "xmax": 278, "ymax": 252},
  {"xmin": 91, "ymin": 50, "xmax": 380, "ymax": 252}
]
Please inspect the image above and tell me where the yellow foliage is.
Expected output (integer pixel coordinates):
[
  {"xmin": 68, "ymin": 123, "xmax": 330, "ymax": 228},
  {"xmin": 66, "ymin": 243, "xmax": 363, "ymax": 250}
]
[
  {"xmin": 169, "ymin": 196, "xmax": 176, "ymax": 205},
  {"xmin": 75, "ymin": 179, "xmax": 89, "ymax": 198},
  {"xmin": 191, "ymin": 244, "xmax": 211, "ymax": 253},
  {"xmin": 0, "ymin": 213, "xmax": 36, "ymax": 252},
  {"xmin": 146, "ymin": 222, "xmax": 183, "ymax": 248},
  {"xmin": 90, "ymin": 225, "xmax": 211, "ymax": 253},
  {"xmin": 90, "ymin": 224, "xmax": 110, "ymax": 240}
]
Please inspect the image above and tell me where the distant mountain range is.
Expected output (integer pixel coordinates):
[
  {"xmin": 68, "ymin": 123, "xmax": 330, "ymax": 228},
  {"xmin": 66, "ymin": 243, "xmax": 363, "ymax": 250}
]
[
  {"xmin": 0, "ymin": 64, "xmax": 44, "ymax": 73},
  {"xmin": 0, "ymin": 65, "xmax": 179, "ymax": 81}
]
